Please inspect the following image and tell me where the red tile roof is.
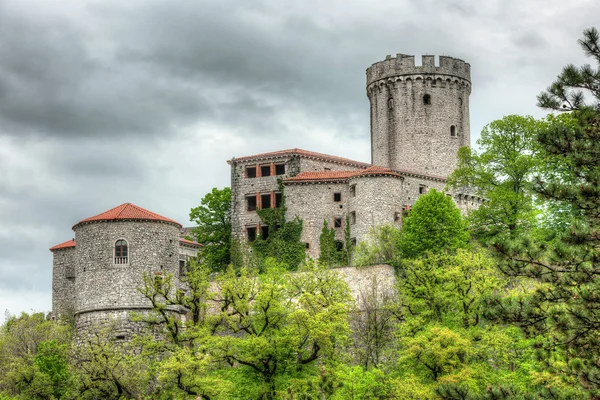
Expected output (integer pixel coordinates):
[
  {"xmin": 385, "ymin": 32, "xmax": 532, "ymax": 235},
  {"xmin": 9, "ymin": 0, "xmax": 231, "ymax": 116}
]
[
  {"xmin": 49, "ymin": 239, "xmax": 76, "ymax": 251},
  {"xmin": 228, "ymin": 148, "xmax": 371, "ymax": 168},
  {"xmin": 73, "ymin": 203, "xmax": 182, "ymax": 229},
  {"xmin": 179, "ymin": 238, "xmax": 203, "ymax": 247},
  {"xmin": 284, "ymin": 166, "xmax": 402, "ymax": 183}
]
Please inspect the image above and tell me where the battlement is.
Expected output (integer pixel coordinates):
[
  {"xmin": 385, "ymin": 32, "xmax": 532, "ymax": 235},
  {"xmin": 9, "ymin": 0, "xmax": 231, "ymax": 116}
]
[{"xmin": 366, "ymin": 54, "xmax": 470, "ymax": 86}]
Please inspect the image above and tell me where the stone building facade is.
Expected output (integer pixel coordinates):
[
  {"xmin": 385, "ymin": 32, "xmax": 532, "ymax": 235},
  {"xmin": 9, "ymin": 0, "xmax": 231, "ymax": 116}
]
[
  {"xmin": 50, "ymin": 203, "xmax": 201, "ymax": 337},
  {"xmin": 229, "ymin": 54, "xmax": 481, "ymax": 258}
]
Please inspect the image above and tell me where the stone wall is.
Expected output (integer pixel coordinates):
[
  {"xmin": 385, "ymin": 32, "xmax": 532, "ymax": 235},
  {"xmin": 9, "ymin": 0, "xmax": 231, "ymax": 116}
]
[
  {"xmin": 367, "ymin": 54, "xmax": 471, "ymax": 178},
  {"xmin": 51, "ymin": 247, "xmax": 76, "ymax": 319}
]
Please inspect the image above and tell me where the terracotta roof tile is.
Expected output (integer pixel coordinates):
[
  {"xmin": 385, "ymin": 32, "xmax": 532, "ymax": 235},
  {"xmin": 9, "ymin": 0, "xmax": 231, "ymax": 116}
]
[
  {"xmin": 179, "ymin": 238, "xmax": 203, "ymax": 247},
  {"xmin": 49, "ymin": 239, "xmax": 76, "ymax": 251},
  {"xmin": 228, "ymin": 148, "xmax": 371, "ymax": 167},
  {"xmin": 284, "ymin": 166, "xmax": 402, "ymax": 183},
  {"xmin": 73, "ymin": 203, "xmax": 182, "ymax": 229}
]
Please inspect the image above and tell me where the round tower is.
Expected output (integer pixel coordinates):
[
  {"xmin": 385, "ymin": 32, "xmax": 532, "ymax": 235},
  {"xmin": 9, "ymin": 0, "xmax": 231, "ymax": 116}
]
[
  {"xmin": 366, "ymin": 54, "xmax": 471, "ymax": 178},
  {"xmin": 71, "ymin": 203, "xmax": 182, "ymax": 338}
]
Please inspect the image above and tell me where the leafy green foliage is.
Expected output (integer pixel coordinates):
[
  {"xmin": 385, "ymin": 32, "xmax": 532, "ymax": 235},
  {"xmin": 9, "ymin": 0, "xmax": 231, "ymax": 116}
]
[
  {"xmin": 399, "ymin": 189, "xmax": 470, "ymax": 259},
  {"xmin": 190, "ymin": 187, "xmax": 232, "ymax": 271},
  {"xmin": 353, "ymin": 224, "xmax": 402, "ymax": 267},
  {"xmin": 318, "ymin": 220, "xmax": 345, "ymax": 266}
]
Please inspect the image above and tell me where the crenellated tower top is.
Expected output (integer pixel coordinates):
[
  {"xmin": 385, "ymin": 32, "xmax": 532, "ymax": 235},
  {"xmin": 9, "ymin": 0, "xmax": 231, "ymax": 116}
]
[{"xmin": 366, "ymin": 54, "xmax": 471, "ymax": 87}]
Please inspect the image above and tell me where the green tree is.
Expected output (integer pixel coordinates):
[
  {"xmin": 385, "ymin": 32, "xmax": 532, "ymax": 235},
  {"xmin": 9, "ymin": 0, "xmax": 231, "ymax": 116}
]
[
  {"xmin": 485, "ymin": 27, "xmax": 600, "ymax": 398},
  {"xmin": 318, "ymin": 220, "xmax": 344, "ymax": 267},
  {"xmin": 353, "ymin": 224, "xmax": 402, "ymax": 267},
  {"xmin": 447, "ymin": 115, "xmax": 547, "ymax": 243},
  {"xmin": 398, "ymin": 189, "xmax": 470, "ymax": 259},
  {"xmin": 190, "ymin": 187, "xmax": 232, "ymax": 271}
]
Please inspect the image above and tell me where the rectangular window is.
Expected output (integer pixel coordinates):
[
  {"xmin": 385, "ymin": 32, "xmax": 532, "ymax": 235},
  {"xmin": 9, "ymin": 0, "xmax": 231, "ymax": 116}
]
[
  {"xmin": 246, "ymin": 166, "xmax": 257, "ymax": 178},
  {"xmin": 247, "ymin": 227, "xmax": 257, "ymax": 242},
  {"xmin": 335, "ymin": 240, "xmax": 344, "ymax": 251},
  {"xmin": 305, "ymin": 242, "xmax": 310, "ymax": 249},
  {"xmin": 419, "ymin": 185, "xmax": 427, "ymax": 194},
  {"xmin": 334, "ymin": 217, "xmax": 342, "ymax": 228},
  {"xmin": 261, "ymin": 194, "xmax": 271, "ymax": 209},
  {"xmin": 333, "ymin": 192, "xmax": 342, "ymax": 202},
  {"xmin": 394, "ymin": 212, "xmax": 401, "ymax": 222},
  {"xmin": 350, "ymin": 238, "xmax": 357, "ymax": 247},
  {"xmin": 261, "ymin": 225, "xmax": 269, "ymax": 240},
  {"xmin": 261, "ymin": 165, "xmax": 271, "ymax": 177},
  {"xmin": 350, "ymin": 185, "xmax": 356, "ymax": 197},
  {"xmin": 275, "ymin": 192, "xmax": 283, "ymax": 208},
  {"xmin": 275, "ymin": 164, "xmax": 285, "ymax": 175},
  {"xmin": 247, "ymin": 195, "xmax": 257, "ymax": 211},
  {"xmin": 179, "ymin": 260, "xmax": 186, "ymax": 276},
  {"xmin": 350, "ymin": 211, "xmax": 356, "ymax": 225}
]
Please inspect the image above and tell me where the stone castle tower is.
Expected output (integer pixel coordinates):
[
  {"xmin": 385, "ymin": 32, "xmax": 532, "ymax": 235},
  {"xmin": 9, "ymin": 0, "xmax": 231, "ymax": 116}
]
[{"xmin": 367, "ymin": 54, "xmax": 471, "ymax": 178}]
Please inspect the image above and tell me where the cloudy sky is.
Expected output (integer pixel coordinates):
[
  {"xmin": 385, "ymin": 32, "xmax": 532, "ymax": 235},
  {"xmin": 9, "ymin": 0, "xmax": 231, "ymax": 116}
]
[{"xmin": 0, "ymin": 0, "xmax": 598, "ymax": 319}]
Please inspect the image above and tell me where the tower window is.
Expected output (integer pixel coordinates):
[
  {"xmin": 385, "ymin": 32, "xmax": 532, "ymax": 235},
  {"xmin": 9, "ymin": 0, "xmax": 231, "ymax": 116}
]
[
  {"xmin": 179, "ymin": 260, "xmax": 186, "ymax": 276},
  {"xmin": 246, "ymin": 166, "xmax": 257, "ymax": 178},
  {"xmin": 350, "ymin": 185, "xmax": 356, "ymax": 197},
  {"xmin": 261, "ymin": 165, "xmax": 271, "ymax": 177},
  {"xmin": 246, "ymin": 195, "xmax": 257, "ymax": 211},
  {"xmin": 419, "ymin": 185, "xmax": 427, "ymax": 194},
  {"xmin": 334, "ymin": 217, "xmax": 343, "ymax": 228},
  {"xmin": 114, "ymin": 239, "xmax": 128, "ymax": 265},
  {"xmin": 333, "ymin": 192, "xmax": 342, "ymax": 202},
  {"xmin": 387, "ymin": 98, "xmax": 394, "ymax": 109},
  {"xmin": 247, "ymin": 227, "xmax": 257, "ymax": 242},
  {"xmin": 334, "ymin": 240, "xmax": 344, "ymax": 251},
  {"xmin": 350, "ymin": 211, "xmax": 356, "ymax": 225},
  {"xmin": 450, "ymin": 125, "xmax": 457, "ymax": 137},
  {"xmin": 423, "ymin": 94, "xmax": 431, "ymax": 105},
  {"xmin": 261, "ymin": 194, "xmax": 271, "ymax": 209}
]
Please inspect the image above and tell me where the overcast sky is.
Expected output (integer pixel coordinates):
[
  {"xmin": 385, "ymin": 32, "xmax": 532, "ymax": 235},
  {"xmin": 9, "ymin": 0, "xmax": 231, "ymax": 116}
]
[{"xmin": 0, "ymin": 0, "xmax": 598, "ymax": 320}]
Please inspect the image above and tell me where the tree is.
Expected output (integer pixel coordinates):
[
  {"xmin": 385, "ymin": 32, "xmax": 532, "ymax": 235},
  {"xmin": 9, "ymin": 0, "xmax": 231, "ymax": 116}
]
[
  {"xmin": 353, "ymin": 225, "xmax": 402, "ymax": 267},
  {"xmin": 486, "ymin": 27, "xmax": 600, "ymax": 397},
  {"xmin": 447, "ymin": 115, "xmax": 548, "ymax": 243},
  {"xmin": 398, "ymin": 189, "xmax": 470, "ymax": 259},
  {"xmin": 190, "ymin": 187, "xmax": 232, "ymax": 271},
  {"xmin": 318, "ymin": 220, "xmax": 344, "ymax": 267},
  {"xmin": 537, "ymin": 27, "xmax": 600, "ymax": 112}
]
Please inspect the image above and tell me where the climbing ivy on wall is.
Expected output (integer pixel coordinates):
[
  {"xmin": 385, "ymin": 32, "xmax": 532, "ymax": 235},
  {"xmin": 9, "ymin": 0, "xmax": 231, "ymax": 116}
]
[{"xmin": 252, "ymin": 180, "xmax": 306, "ymax": 270}]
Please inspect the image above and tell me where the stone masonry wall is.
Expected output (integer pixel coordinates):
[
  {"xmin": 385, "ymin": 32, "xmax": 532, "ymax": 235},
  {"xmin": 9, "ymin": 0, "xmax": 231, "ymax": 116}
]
[
  {"xmin": 367, "ymin": 55, "xmax": 471, "ymax": 178},
  {"xmin": 51, "ymin": 247, "xmax": 76, "ymax": 319},
  {"xmin": 73, "ymin": 220, "xmax": 180, "ymax": 334}
]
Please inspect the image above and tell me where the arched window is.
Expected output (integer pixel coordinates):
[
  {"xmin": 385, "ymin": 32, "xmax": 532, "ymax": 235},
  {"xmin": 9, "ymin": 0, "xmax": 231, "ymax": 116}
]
[
  {"xmin": 387, "ymin": 98, "xmax": 394, "ymax": 109},
  {"xmin": 423, "ymin": 94, "xmax": 431, "ymax": 105},
  {"xmin": 115, "ymin": 239, "xmax": 128, "ymax": 265},
  {"xmin": 450, "ymin": 125, "xmax": 457, "ymax": 137}
]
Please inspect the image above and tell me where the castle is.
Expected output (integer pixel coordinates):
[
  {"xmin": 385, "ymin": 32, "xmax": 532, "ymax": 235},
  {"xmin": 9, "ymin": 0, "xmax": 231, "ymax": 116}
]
[{"xmin": 50, "ymin": 54, "xmax": 481, "ymax": 336}]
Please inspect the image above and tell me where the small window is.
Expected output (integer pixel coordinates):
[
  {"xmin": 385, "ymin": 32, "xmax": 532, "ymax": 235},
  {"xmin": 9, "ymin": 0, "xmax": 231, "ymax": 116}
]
[
  {"xmin": 450, "ymin": 125, "xmax": 456, "ymax": 137},
  {"xmin": 387, "ymin": 98, "xmax": 394, "ymax": 109},
  {"xmin": 275, "ymin": 192, "xmax": 283, "ymax": 208},
  {"xmin": 115, "ymin": 239, "xmax": 128, "ymax": 264},
  {"xmin": 419, "ymin": 185, "xmax": 427, "ymax": 194},
  {"xmin": 350, "ymin": 185, "xmax": 356, "ymax": 197},
  {"xmin": 247, "ymin": 227, "xmax": 257, "ymax": 242},
  {"xmin": 246, "ymin": 166, "xmax": 256, "ymax": 178},
  {"xmin": 334, "ymin": 240, "xmax": 344, "ymax": 251},
  {"xmin": 334, "ymin": 217, "xmax": 342, "ymax": 228},
  {"xmin": 350, "ymin": 238, "xmax": 357, "ymax": 247},
  {"xmin": 179, "ymin": 260, "xmax": 186, "ymax": 276},
  {"xmin": 261, "ymin": 165, "xmax": 271, "ymax": 177},
  {"xmin": 247, "ymin": 195, "xmax": 257, "ymax": 211},
  {"xmin": 305, "ymin": 242, "xmax": 310, "ymax": 249},
  {"xmin": 333, "ymin": 192, "xmax": 342, "ymax": 202},
  {"xmin": 459, "ymin": 98, "xmax": 463, "ymax": 105},
  {"xmin": 423, "ymin": 94, "xmax": 431, "ymax": 105},
  {"xmin": 394, "ymin": 212, "xmax": 401, "ymax": 222},
  {"xmin": 261, "ymin": 226, "xmax": 269, "ymax": 240},
  {"xmin": 350, "ymin": 211, "xmax": 356, "ymax": 225},
  {"xmin": 275, "ymin": 164, "xmax": 285, "ymax": 175},
  {"xmin": 261, "ymin": 194, "xmax": 271, "ymax": 209}
]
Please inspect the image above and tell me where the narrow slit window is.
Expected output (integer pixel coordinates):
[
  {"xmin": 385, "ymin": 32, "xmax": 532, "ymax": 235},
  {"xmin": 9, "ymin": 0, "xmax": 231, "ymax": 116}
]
[
  {"xmin": 261, "ymin": 165, "xmax": 271, "ymax": 177},
  {"xmin": 246, "ymin": 166, "xmax": 256, "ymax": 178},
  {"xmin": 305, "ymin": 242, "xmax": 310, "ymax": 249},
  {"xmin": 423, "ymin": 94, "xmax": 431, "ymax": 105},
  {"xmin": 247, "ymin": 195, "xmax": 257, "ymax": 211},
  {"xmin": 179, "ymin": 260, "xmax": 186, "ymax": 276},
  {"xmin": 419, "ymin": 185, "xmax": 427, "ymax": 194},
  {"xmin": 261, "ymin": 194, "xmax": 271, "ymax": 209},
  {"xmin": 350, "ymin": 185, "xmax": 356, "ymax": 197},
  {"xmin": 350, "ymin": 211, "xmax": 356, "ymax": 225},
  {"xmin": 450, "ymin": 125, "xmax": 456, "ymax": 137}
]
